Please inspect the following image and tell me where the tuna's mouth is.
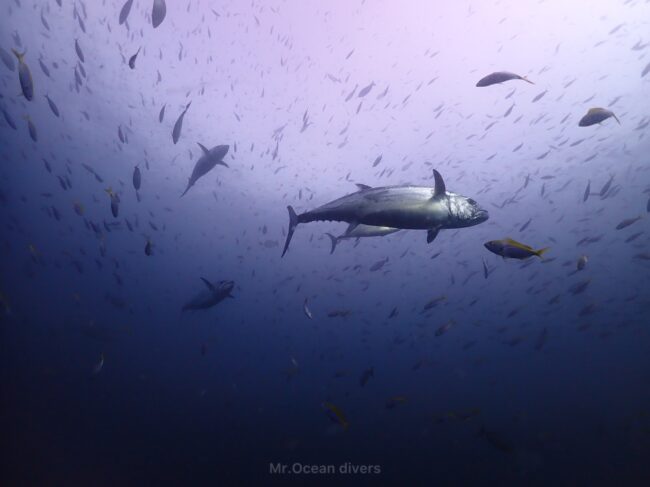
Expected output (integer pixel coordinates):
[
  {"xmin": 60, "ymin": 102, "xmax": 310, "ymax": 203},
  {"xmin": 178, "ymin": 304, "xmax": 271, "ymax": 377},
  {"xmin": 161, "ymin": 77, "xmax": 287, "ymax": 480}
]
[{"xmin": 475, "ymin": 209, "xmax": 489, "ymax": 223}]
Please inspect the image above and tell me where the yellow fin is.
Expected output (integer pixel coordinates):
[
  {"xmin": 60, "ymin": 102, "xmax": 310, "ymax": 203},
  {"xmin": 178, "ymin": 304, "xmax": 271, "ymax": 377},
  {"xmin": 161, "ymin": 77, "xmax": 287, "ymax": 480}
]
[
  {"xmin": 535, "ymin": 247, "xmax": 550, "ymax": 258},
  {"xmin": 504, "ymin": 238, "xmax": 533, "ymax": 251}
]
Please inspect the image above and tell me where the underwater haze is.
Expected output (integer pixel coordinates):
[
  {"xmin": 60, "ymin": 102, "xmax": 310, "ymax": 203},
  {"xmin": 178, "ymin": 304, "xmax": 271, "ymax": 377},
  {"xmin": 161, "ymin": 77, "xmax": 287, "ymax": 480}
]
[{"xmin": 1, "ymin": 0, "xmax": 650, "ymax": 486}]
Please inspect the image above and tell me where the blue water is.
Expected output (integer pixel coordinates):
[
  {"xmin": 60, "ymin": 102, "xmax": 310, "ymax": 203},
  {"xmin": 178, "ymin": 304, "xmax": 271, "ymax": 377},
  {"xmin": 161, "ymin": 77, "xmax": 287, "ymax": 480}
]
[{"xmin": 2, "ymin": 1, "xmax": 650, "ymax": 486}]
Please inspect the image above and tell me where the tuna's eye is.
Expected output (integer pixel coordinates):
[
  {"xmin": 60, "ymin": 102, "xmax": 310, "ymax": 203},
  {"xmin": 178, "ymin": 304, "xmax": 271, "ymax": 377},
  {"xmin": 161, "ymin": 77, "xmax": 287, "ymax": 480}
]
[{"xmin": 467, "ymin": 198, "xmax": 476, "ymax": 205}]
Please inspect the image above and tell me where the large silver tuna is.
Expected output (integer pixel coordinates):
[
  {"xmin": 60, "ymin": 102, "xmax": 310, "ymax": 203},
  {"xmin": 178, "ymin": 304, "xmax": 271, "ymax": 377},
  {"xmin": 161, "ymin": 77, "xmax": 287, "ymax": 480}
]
[{"xmin": 282, "ymin": 170, "xmax": 488, "ymax": 256}]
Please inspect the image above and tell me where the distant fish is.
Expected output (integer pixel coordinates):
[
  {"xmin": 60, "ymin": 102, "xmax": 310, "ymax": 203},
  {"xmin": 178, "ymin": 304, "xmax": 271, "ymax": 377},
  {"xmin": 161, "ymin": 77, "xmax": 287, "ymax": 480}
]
[
  {"xmin": 158, "ymin": 104, "xmax": 166, "ymax": 123},
  {"xmin": 132, "ymin": 166, "xmax": 141, "ymax": 190},
  {"xmin": 323, "ymin": 402, "xmax": 349, "ymax": 431},
  {"xmin": 44, "ymin": 94, "xmax": 60, "ymax": 117},
  {"xmin": 105, "ymin": 187, "xmax": 119, "ymax": 218},
  {"xmin": 325, "ymin": 224, "xmax": 399, "ymax": 254},
  {"xmin": 615, "ymin": 216, "xmax": 642, "ymax": 230},
  {"xmin": 643, "ymin": 61, "xmax": 650, "ymax": 78},
  {"xmin": 181, "ymin": 143, "xmax": 229, "ymax": 197},
  {"xmin": 12, "ymin": 49, "xmax": 33, "ymax": 101},
  {"xmin": 74, "ymin": 39, "xmax": 85, "ymax": 63},
  {"xmin": 144, "ymin": 240, "xmax": 153, "ymax": 256},
  {"xmin": 577, "ymin": 255, "xmax": 588, "ymax": 271},
  {"xmin": 119, "ymin": 0, "xmax": 134, "ymax": 24},
  {"xmin": 358, "ymin": 81, "xmax": 375, "ymax": 97},
  {"xmin": 1, "ymin": 107, "xmax": 17, "ymax": 130},
  {"xmin": 25, "ymin": 116, "xmax": 37, "ymax": 142},
  {"xmin": 303, "ymin": 298, "xmax": 313, "ymax": 319},
  {"xmin": 583, "ymin": 180, "xmax": 590, "ymax": 202},
  {"xmin": 92, "ymin": 353, "xmax": 105, "ymax": 375},
  {"xmin": 372, "ymin": 154, "xmax": 382, "ymax": 167},
  {"xmin": 182, "ymin": 278, "xmax": 235, "ymax": 312},
  {"xmin": 476, "ymin": 71, "xmax": 533, "ymax": 87},
  {"xmin": 172, "ymin": 102, "xmax": 191, "ymax": 144},
  {"xmin": 359, "ymin": 367, "xmax": 374, "ymax": 387},
  {"xmin": 152, "ymin": 0, "xmax": 167, "ymax": 29},
  {"xmin": 128, "ymin": 47, "xmax": 141, "ymax": 69},
  {"xmin": 484, "ymin": 238, "xmax": 549, "ymax": 260},
  {"xmin": 578, "ymin": 108, "xmax": 620, "ymax": 127},
  {"xmin": 519, "ymin": 218, "xmax": 532, "ymax": 232}
]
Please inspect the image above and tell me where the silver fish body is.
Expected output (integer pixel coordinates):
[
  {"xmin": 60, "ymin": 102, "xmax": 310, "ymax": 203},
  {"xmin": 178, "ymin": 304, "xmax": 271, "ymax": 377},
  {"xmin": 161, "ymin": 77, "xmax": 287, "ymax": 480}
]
[{"xmin": 181, "ymin": 144, "xmax": 229, "ymax": 197}]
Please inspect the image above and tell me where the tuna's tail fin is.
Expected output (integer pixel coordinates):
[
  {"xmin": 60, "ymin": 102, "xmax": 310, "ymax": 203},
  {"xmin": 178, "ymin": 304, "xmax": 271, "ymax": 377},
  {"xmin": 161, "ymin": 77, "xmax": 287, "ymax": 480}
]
[
  {"xmin": 180, "ymin": 181, "xmax": 192, "ymax": 198},
  {"xmin": 11, "ymin": 49, "xmax": 25, "ymax": 62},
  {"xmin": 281, "ymin": 206, "xmax": 299, "ymax": 257},
  {"xmin": 535, "ymin": 247, "xmax": 550, "ymax": 258},
  {"xmin": 325, "ymin": 233, "xmax": 339, "ymax": 254}
]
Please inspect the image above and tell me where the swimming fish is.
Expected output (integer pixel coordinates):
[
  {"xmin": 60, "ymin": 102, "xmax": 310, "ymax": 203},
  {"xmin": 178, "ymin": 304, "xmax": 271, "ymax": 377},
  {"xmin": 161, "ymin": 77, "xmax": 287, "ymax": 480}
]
[
  {"xmin": 172, "ymin": 102, "xmax": 191, "ymax": 144},
  {"xmin": 323, "ymin": 402, "xmax": 349, "ymax": 431},
  {"xmin": 74, "ymin": 39, "xmax": 85, "ymax": 63},
  {"xmin": 128, "ymin": 48, "xmax": 141, "ymax": 69},
  {"xmin": 303, "ymin": 298, "xmax": 313, "ymax": 319},
  {"xmin": 159, "ymin": 104, "xmax": 166, "ymax": 123},
  {"xmin": 577, "ymin": 255, "xmax": 588, "ymax": 270},
  {"xmin": 92, "ymin": 353, "xmax": 105, "ymax": 375},
  {"xmin": 152, "ymin": 0, "xmax": 167, "ymax": 28},
  {"xmin": 182, "ymin": 278, "xmax": 234, "ymax": 312},
  {"xmin": 476, "ymin": 71, "xmax": 533, "ymax": 87},
  {"xmin": 44, "ymin": 94, "xmax": 60, "ymax": 117},
  {"xmin": 615, "ymin": 216, "xmax": 641, "ymax": 230},
  {"xmin": 12, "ymin": 49, "xmax": 33, "ymax": 100},
  {"xmin": 359, "ymin": 367, "xmax": 374, "ymax": 387},
  {"xmin": 119, "ymin": 0, "xmax": 134, "ymax": 24},
  {"xmin": 132, "ymin": 166, "xmax": 141, "ymax": 190},
  {"xmin": 25, "ymin": 116, "xmax": 37, "ymax": 142},
  {"xmin": 282, "ymin": 170, "xmax": 488, "ymax": 256},
  {"xmin": 324, "ymin": 224, "xmax": 400, "ymax": 254},
  {"xmin": 578, "ymin": 108, "xmax": 620, "ymax": 127},
  {"xmin": 484, "ymin": 238, "xmax": 549, "ymax": 259},
  {"xmin": 105, "ymin": 187, "xmax": 119, "ymax": 218},
  {"xmin": 144, "ymin": 240, "xmax": 153, "ymax": 256},
  {"xmin": 181, "ymin": 143, "xmax": 229, "ymax": 197}
]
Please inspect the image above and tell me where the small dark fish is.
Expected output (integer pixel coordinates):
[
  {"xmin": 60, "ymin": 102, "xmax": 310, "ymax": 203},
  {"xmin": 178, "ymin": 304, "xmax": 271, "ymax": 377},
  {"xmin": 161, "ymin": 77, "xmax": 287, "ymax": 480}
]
[
  {"xmin": 358, "ymin": 81, "xmax": 375, "ymax": 98},
  {"xmin": 152, "ymin": 0, "xmax": 167, "ymax": 28},
  {"xmin": 172, "ymin": 102, "xmax": 191, "ymax": 144},
  {"xmin": 476, "ymin": 71, "xmax": 533, "ymax": 87},
  {"xmin": 159, "ymin": 104, "xmax": 166, "ymax": 123},
  {"xmin": 75, "ymin": 39, "xmax": 85, "ymax": 63},
  {"xmin": 119, "ymin": 0, "xmax": 134, "ymax": 24},
  {"xmin": 144, "ymin": 240, "xmax": 153, "ymax": 256},
  {"xmin": 1, "ymin": 108, "xmax": 17, "ymax": 130},
  {"xmin": 599, "ymin": 175, "xmax": 614, "ymax": 197},
  {"xmin": 615, "ymin": 216, "xmax": 642, "ymax": 230},
  {"xmin": 359, "ymin": 367, "xmax": 374, "ymax": 387},
  {"xmin": 482, "ymin": 259, "xmax": 489, "ymax": 279},
  {"xmin": 12, "ymin": 49, "xmax": 33, "ymax": 101},
  {"xmin": 26, "ymin": 117, "xmax": 37, "ymax": 142},
  {"xmin": 577, "ymin": 255, "xmax": 588, "ymax": 270},
  {"xmin": 531, "ymin": 90, "xmax": 547, "ymax": 103},
  {"xmin": 519, "ymin": 218, "xmax": 532, "ymax": 232},
  {"xmin": 45, "ymin": 95, "xmax": 60, "ymax": 117},
  {"xmin": 569, "ymin": 279, "xmax": 591, "ymax": 295},
  {"xmin": 372, "ymin": 154, "xmax": 382, "ymax": 167},
  {"xmin": 583, "ymin": 181, "xmax": 590, "ymax": 202},
  {"xmin": 132, "ymin": 166, "xmax": 141, "ymax": 190},
  {"xmin": 128, "ymin": 47, "xmax": 141, "ymax": 69},
  {"xmin": 579, "ymin": 108, "xmax": 620, "ymax": 127}
]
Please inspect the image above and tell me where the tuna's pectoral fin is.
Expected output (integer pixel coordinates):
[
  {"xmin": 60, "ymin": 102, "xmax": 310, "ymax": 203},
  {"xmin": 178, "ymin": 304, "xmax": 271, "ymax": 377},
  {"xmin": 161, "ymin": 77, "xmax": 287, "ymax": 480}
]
[
  {"xmin": 432, "ymin": 170, "xmax": 446, "ymax": 199},
  {"xmin": 217, "ymin": 161, "xmax": 229, "ymax": 168},
  {"xmin": 426, "ymin": 227, "xmax": 441, "ymax": 244},
  {"xmin": 344, "ymin": 222, "xmax": 359, "ymax": 236},
  {"xmin": 325, "ymin": 233, "xmax": 339, "ymax": 254},
  {"xmin": 355, "ymin": 183, "xmax": 372, "ymax": 191},
  {"xmin": 200, "ymin": 277, "xmax": 216, "ymax": 292},
  {"xmin": 197, "ymin": 142, "xmax": 210, "ymax": 156},
  {"xmin": 281, "ymin": 206, "xmax": 299, "ymax": 257}
]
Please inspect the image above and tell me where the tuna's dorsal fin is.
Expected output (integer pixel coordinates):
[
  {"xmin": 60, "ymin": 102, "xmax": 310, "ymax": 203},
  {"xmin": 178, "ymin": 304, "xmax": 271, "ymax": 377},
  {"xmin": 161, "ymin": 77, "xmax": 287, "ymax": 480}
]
[
  {"xmin": 197, "ymin": 143, "xmax": 210, "ymax": 156},
  {"xmin": 355, "ymin": 183, "xmax": 372, "ymax": 191},
  {"xmin": 200, "ymin": 277, "xmax": 216, "ymax": 292},
  {"xmin": 504, "ymin": 238, "xmax": 533, "ymax": 251},
  {"xmin": 432, "ymin": 170, "xmax": 446, "ymax": 198}
]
